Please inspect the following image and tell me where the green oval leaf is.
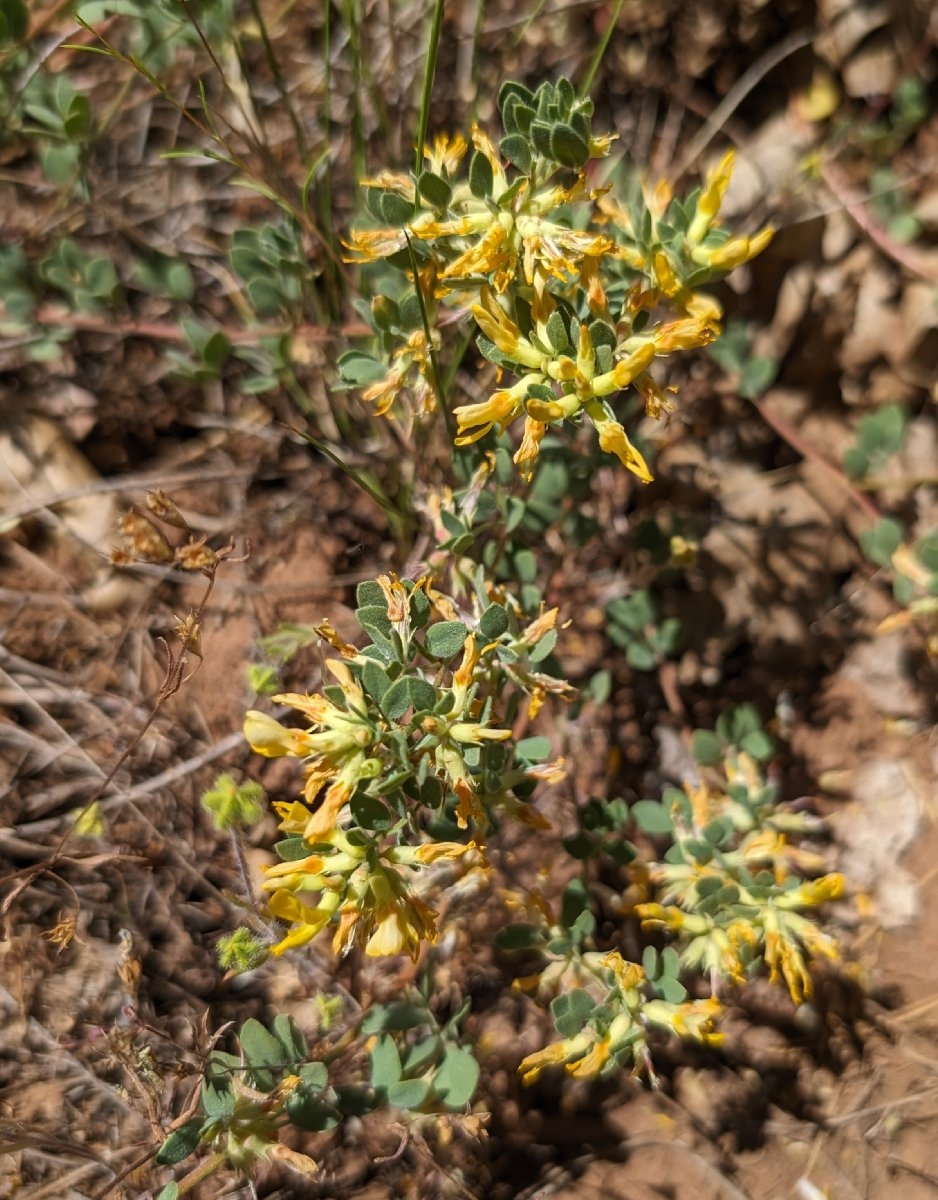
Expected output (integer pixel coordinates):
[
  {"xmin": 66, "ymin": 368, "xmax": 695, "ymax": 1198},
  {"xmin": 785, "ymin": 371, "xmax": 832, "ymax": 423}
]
[
  {"xmin": 527, "ymin": 628, "xmax": 556, "ymax": 663},
  {"xmin": 155, "ymin": 1119, "xmax": 204, "ymax": 1166},
  {"xmin": 626, "ymin": 642, "xmax": 658, "ymax": 671},
  {"xmin": 379, "ymin": 191, "xmax": 416, "ymax": 225},
  {"xmin": 388, "ymin": 1077, "xmax": 431, "ymax": 1110},
  {"xmin": 200, "ymin": 1078, "xmax": 235, "ymax": 1119},
  {"xmin": 370, "ymin": 1034, "xmax": 403, "ymax": 1091},
  {"xmin": 417, "ymin": 170, "xmax": 452, "ymax": 208},
  {"xmin": 339, "ymin": 350, "xmax": 387, "ymax": 386},
  {"xmin": 362, "ymin": 1002, "xmax": 430, "ymax": 1034},
  {"xmin": 433, "ymin": 1045, "xmax": 480, "ymax": 1109},
  {"xmin": 516, "ymin": 735, "xmax": 551, "ymax": 762},
  {"xmin": 286, "ymin": 1091, "xmax": 340, "ymax": 1131},
  {"xmin": 425, "ymin": 620, "xmax": 468, "ymax": 659},
  {"xmin": 479, "ymin": 602, "xmax": 509, "ymax": 639},
  {"xmin": 362, "ymin": 659, "xmax": 391, "ymax": 701},
  {"xmin": 499, "ymin": 133, "xmax": 532, "ymax": 174},
  {"xmin": 239, "ymin": 1019, "xmax": 288, "ymax": 1090},
  {"xmin": 740, "ymin": 729, "xmax": 775, "ymax": 762},
  {"xmin": 469, "ymin": 149, "xmax": 494, "ymax": 198},
  {"xmin": 551, "ymin": 988, "xmax": 595, "ymax": 1038},
  {"xmin": 691, "ymin": 730, "xmax": 722, "ymax": 765},
  {"xmin": 550, "ymin": 123, "xmax": 589, "ymax": 168},
  {"xmin": 631, "ymin": 800, "xmax": 673, "ymax": 834},
  {"xmin": 407, "ymin": 676, "xmax": 437, "ymax": 711}
]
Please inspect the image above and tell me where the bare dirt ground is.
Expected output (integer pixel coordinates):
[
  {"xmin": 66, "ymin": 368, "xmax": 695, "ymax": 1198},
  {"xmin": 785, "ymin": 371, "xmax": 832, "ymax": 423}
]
[{"xmin": 2, "ymin": 2, "xmax": 938, "ymax": 1198}]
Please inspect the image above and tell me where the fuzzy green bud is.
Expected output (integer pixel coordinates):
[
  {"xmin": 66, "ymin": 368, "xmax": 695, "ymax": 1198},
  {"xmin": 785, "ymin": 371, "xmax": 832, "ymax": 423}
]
[{"xmin": 201, "ymin": 773, "xmax": 266, "ymax": 831}]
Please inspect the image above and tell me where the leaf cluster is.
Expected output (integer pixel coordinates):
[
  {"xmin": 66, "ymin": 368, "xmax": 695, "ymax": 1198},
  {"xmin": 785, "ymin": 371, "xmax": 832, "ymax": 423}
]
[
  {"xmin": 366, "ymin": 996, "xmax": 479, "ymax": 1113},
  {"xmin": 605, "ymin": 590, "xmax": 683, "ymax": 671},
  {"xmin": 862, "ymin": 517, "xmax": 938, "ymax": 654},
  {"xmin": 155, "ymin": 1016, "xmax": 345, "ymax": 1192},
  {"xmin": 842, "ymin": 404, "xmax": 907, "ymax": 479}
]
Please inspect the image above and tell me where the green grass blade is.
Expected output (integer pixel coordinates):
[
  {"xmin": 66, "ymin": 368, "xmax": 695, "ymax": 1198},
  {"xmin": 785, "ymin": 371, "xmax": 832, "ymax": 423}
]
[
  {"xmin": 415, "ymin": 0, "xmax": 446, "ymax": 178},
  {"xmin": 578, "ymin": 0, "xmax": 625, "ymax": 100}
]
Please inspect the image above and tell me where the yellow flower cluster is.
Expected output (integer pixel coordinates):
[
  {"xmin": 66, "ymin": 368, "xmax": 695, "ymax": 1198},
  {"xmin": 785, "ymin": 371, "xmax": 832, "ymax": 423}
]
[
  {"xmin": 243, "ymin": 577, "xmax": 566, "ymax": 960},
  {"xmin": 345, "ymin": 127, "xmax": 772, "ymax": 483},
  {"xmin": 518, "ymin": 952, "xmax": 723, "ymax": 1086},
  {"xmin": 451, "ymin": 275, "xmax": 715, "ymax": 481},
  {"xmin": 260, "ymin": 827, "xmax": 475, "ymax": 960},
  {"xmin": 633, "ymin": 770, "xmax": 845, "ymax": 1002}
]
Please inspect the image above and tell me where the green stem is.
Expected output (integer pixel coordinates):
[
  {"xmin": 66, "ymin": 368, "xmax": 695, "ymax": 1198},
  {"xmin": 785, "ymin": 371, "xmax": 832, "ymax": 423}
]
[
  {"xmin": 247, "ymin": 0, "xmax": 308, "ymax": 158},
  {"xmin": 415, "ymin": 0, "xmax": 446, "ymax": 178},
  {"xmin": 307, "ymin": 0, "xmax": 343, "ymax": 317},
  {"xmin": 287, "ymin": 424, "xmax": 412, "ymax": 547},
  {"xmin": 578, "ymin": 0, "xmax": 625, "ymax": 100},
  {"xmin": 341, "ymin": 0, "xmax": 366, "ymax": 188}
]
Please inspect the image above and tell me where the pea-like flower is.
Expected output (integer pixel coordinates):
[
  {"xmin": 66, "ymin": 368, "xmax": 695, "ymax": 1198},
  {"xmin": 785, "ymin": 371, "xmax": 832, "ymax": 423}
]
[{"xmin": 244, "ymin": 659, "xmax": 384, "ymax": 841}]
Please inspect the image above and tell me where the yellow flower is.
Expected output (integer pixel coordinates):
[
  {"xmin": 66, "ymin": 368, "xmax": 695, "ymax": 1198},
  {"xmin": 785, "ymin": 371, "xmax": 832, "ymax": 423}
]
[
  {"xmin": 684, "ymin": 290, "xmax": 723, "ymax": 322},
  {"xmin": 633, "ymin": 902, "xmax": 688, "ymax": 932},
  {"xmin": 271, "ymin": 798, "xmax": 315, "ymax": 833},
  {"xmin": 519, "ymin": 606, "xmax": 559, "ymax": 646},
  {"xmin": 471, "ymin": 288, "xmax": 544, "ymax": 369},
  {"xmin": 579, "ymin": 253, "xmax": 609, "ymax": 318},
  {"xmin": 314, "ymin": 619, "xmax": 359, "ymax": 659},
  {"xmin": 454, "ymin": 376, "xmax": 539, "ymax": 444},
  {"xmin": 643, "ymin": 996, "xmax": 724, "ymax": 1045},
  {"xmin": 592, "ymin": 342, "xmax": 656, "ymax": 396},
  {"xmin": 653, "ymin": 318, "xmax": 718, "ymax": 353},
  {"xmin": 424, "ymin": 131, "xmax": 468, "ymax": 177},
  {"xmin": 513, "ymin": 417, "xmax": 547, "ymax": 480},
  {"xmin": 262, "ymin": 852, "xmax": 329, "ymax": 891},
  {"xmin": 448, "ymin": 721, "xmax": 513, "ymax": 745},
  {"xmin": 516, "ymin": 218, "xmax": 614, "ymax": 285},
  {"xmin": 266, "ymin": 889, "xmax": 340, "ymax": 955},
  {"xmin": 500, "ymin": 794, "xmax": 552, "ymax": 829},
  {"xmin": 246, "ymin": 663, "xmax": 383, "ymax": 839},
  {"xmin": 651, "ymin": 249, "xmax": 724, "ymax": 321},
  {"xmin": 652, "ymin": 249, "xmax": 679, "ymax": 296},
  {"xmin": 601, "ymin": 951, "xmax": 645, "ymax": 992},
  {"xmin": 440, "ymin": 215, "xmax": 516, "ymax": 292},
  {"xmin": 359, "ymin": 170, "xmax": 415, "ymax": 199},
  {"xmin": 302, "ymin": 773, "xmax": 360, "ymax": 843},
  {"xmin": 343, "ymin": 225, "xmax": 411, "ymax": 263},
  {"xmin": 687, "ymin": 149, "xmax": 735, "ymax": 246},
  {"xmin": 519, "ymin": 1032, "xmax": 592, "ymax": 1085},
  {"xmin": 375, "ymin": 571, "xmax": 416, "ymax": 645},
  {"xmin": 589, "ymin": 407, "xmax": 653, "ymax": 483},
  {"xmin": 411, "ymin": 839, "xmax": 477, "ymax": 865},
  {"xmin": 634, "ymin": 374, "xmax": 675, "ymax": 420},
  {"xmin": 451, "ymin": 633, "xmax": 479, "ymax": 706},
  {"xmin": 365, "ymin": 894, "xmax": 437, "ymax": 960},
  {"xmin": 525, "ymin": 757, "xmax": 567, "ymax": 786},
  {"xmin": 762, "ymin": 899, "xmax": 841, "ymax": 1003},
  {"xmin": 692, "ymin": 226, "xmax": 774, "ymax": 270},
  {"xmin": 445, "ymin": 779, "xmax": 478, "ymax": 829},
  {"xmin": 469, "ymin": 123, "xmax": 508, "ymax": 197},
  {"xmin": 777, "ymin": 873, "xmax": 845, "ymax": 909},
  {"xmin": 528, "ymin": 394, "xmax": 573, "ymax": 422},
  {"xmin": 587, "ymin": 131, "xmax": 617, "ymax": 158},
  {"xmin": 361, "ymin": 326, "xmax": 439, "ymax": 416},
  {"xmin": 763, "ymin": 920, "xmax": 813, "ymax": 1002},
  {"xmin": 361, "ymin": 867, "xmax": 439, "ymax": 961},
  {"xmin": 567, "ymin": 1036, "xmax": 611, "ymax": 1078},
  {"xmin": 243, "ymin": 711, "xmax": 317, "ymax": 758}
]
